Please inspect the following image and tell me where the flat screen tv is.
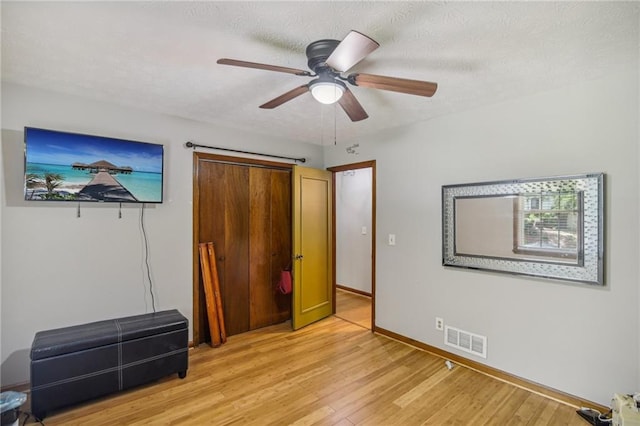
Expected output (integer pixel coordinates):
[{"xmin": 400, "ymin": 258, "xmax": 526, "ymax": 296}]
[{"xmin": 24, "ymin": 127, "xmax": 164, "ymax": 203}]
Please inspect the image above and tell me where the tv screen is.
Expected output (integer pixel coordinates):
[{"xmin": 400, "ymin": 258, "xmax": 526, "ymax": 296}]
[{"xmin": 24, "ymin": 127, "xmax": 164, "ymax": 203}]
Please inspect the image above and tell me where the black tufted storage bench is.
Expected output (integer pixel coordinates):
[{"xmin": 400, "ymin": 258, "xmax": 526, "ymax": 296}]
[{"xmin": 30, "ymin": 309, "xmax": 188, "ymax": 419}]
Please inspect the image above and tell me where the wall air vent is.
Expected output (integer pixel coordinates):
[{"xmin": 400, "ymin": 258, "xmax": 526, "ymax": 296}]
[{"xmin": 444, "ymin": 325, "xmax": 487, "ymax": 359}]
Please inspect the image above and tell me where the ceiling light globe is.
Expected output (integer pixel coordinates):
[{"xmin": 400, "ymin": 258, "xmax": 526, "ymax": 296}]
[{"xmin": 310, "ymin": 82, "xmax": 344, "ymax": 104}]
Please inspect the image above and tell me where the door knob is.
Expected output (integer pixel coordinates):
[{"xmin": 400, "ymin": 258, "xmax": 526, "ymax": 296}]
[{"xmin": 294, "ymin": 254, "xmax": 304, "ymax": 260}]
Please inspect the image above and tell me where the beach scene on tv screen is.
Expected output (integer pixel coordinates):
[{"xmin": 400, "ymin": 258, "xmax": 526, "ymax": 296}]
[{"xmin": 24, "ymin": 128, "xmax": 163, "ymax": 202}]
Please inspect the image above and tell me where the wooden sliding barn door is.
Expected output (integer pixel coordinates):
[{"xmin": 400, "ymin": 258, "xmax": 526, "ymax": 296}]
[
  {"xmin": 249, "ymin": 167, "xmax": 292, "ymax": 329},
  {"xmin": 194, "ymin": 153, "xmax": 292, "ymax": 344}
]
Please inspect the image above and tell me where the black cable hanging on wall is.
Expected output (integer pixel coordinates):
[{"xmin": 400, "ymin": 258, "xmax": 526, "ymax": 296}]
[
  {"xmin": 185, "ymin": 141, "xmax": 306, "ymax": 163},
  {"xmin": 140, "ymin": 203, "xmax": 157, "ymax": 313}
]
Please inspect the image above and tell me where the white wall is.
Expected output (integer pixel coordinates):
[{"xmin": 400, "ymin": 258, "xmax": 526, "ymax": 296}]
[
  {"xmin": 336, "ymin": 168, "xmax": 372, "ymax": 293},
  {"xmin": 325, "ymin": 70, "xmax": 639, "ymax": 406},
  {"xmin": 0, "ymin": 83, "xmax": 323, "ymax": 386}
]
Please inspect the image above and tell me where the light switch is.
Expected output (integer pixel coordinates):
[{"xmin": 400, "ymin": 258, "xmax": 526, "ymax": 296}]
[
  {"xmin": 361, "ymin": 226, "xmax": 367, "ymax": 235},
  {"xmin": 388, "ymin": 234, "xmax": 396, "ymax": 246}
]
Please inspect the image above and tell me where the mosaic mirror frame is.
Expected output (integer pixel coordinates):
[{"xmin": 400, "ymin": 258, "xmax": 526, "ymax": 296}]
[{"xmin": 442, "ymin": 173, "xmax": 604, "ymax": 285}]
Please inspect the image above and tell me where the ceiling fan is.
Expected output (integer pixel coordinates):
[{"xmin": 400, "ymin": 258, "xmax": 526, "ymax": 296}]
[{"xmin": 217, "ymin": 30, "xmax": 438, "ymax": 122}]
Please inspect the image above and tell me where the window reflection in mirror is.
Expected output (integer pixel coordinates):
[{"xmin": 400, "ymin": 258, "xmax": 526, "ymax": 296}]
[{"xmin": 514, "ymin": 191, "xmax": 582, "ymax": 263}]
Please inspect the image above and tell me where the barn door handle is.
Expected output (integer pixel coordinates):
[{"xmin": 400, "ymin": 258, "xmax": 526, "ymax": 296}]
[{"xmin": 294, "ymin": 254, "xmax": 304, "ymax": 260}]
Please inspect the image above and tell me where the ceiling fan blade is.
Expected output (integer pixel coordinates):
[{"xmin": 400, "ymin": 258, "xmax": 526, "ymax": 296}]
[
  {"xmin": 217, "ymin": 58, "xmax": 311, "ymax": 76},
  {"xmin": 325, "ymin": 30, "xmax": 379, "ymax": 72},
  {"xmin": 350, "ymin": 73, "xmax": 438, "ymax": 97},
  {"xmin": 338, "ymin": 88, "xmax": 368, "ymax": 122},
  {"xmin": 260, "ymin": 85, "xmax": 310, "ymax": 109}
]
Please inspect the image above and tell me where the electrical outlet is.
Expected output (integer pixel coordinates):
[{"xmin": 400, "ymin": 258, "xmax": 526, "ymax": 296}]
[{"xmin": 435, "ymin": 317, "xmax": 444, "ymax": 331}]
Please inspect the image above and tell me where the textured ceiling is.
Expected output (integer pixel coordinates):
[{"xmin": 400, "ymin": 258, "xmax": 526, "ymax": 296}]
[{"xmin": 2, "ymin": 1, "xmax": 638, "ymax": 145}]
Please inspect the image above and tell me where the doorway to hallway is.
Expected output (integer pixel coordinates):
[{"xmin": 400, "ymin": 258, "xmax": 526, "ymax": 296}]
[{"xmin": 329, "ymin": 160, "xmax": 376, "ymax": 330}]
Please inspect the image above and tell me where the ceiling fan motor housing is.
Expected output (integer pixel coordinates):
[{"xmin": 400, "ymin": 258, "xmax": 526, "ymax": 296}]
[{"xmin": 306, "ymin": 39, "xmax": 340, "ymax": 73}]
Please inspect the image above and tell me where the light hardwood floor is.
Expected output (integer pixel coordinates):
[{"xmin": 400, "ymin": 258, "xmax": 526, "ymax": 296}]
[
  {"xmin": 32, "ymin": 315, "xmax": 586, "ymax": 425},
  {"xmin": 335, "ymin": 288, "xmax": 371, "ymax": 329}
]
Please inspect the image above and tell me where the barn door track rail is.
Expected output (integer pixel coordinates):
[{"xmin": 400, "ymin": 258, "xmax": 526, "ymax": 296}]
[{"xmin": 185, "ymin": 141, "xmax": 306, "ymax": 163}]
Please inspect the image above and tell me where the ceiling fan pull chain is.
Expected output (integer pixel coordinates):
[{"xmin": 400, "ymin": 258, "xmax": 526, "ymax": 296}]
[
  {"xmin": 320, "ymin": 102, "xmax": 325, "ymax": 145},
  {"xmin": 334, "ymin": 100, "xmax": 337, "ymax": 146}
]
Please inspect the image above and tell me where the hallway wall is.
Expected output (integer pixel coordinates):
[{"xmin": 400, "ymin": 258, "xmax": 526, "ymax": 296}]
[{"xmin": 335, "ymin": 167, "xmax": 372, "ymax": 294}]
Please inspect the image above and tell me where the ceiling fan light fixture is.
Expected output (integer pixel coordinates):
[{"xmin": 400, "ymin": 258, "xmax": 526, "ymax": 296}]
[{"xmin": 310, "ymin": 80, "xmax": 345, "ymax": 104}]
